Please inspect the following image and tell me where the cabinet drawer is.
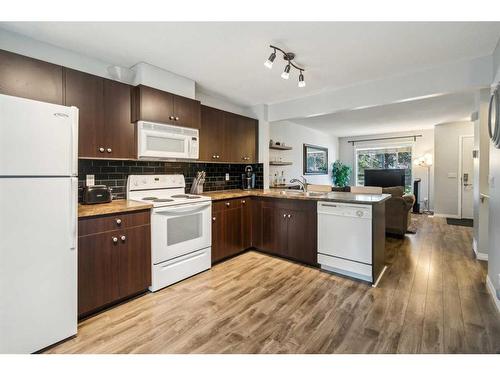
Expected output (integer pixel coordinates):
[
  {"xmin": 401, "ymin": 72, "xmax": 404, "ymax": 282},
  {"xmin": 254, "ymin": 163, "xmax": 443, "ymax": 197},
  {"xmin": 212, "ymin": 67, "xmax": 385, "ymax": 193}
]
[
  {"xmin": 79, "ymin": 209, "xmax": 150, "ymax": 236},
  {"xmin": 212, "ymin": 198, "xmax": 243, "ymax": 212}
]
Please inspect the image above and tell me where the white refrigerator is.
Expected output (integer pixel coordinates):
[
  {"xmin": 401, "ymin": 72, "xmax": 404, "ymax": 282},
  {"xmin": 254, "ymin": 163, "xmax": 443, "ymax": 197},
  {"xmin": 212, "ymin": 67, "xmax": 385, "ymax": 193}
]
[{"xmin": 0, "ymin": 94, "xmax": 78, "ymax": 353}]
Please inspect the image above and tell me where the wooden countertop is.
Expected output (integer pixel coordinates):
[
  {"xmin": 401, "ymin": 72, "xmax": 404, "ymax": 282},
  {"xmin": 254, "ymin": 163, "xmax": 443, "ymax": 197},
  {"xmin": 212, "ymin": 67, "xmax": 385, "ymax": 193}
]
[
  {"xmin": 202, "ymin": 189, "xmax": 391, "ymax": 205},
  {"xmin": 78, "ymin": 199, "xmax": 153, "ymax": 218}
]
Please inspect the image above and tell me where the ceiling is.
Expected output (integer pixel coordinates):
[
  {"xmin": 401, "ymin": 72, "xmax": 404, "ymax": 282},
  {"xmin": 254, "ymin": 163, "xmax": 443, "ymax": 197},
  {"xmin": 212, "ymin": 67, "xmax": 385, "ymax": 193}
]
[
  {"xmin": 290, "ymin": 91, "xmax": 477, "ymax": 137},
  {"xmin": 1, "ymin": 22, "xmax": 500, "ymax": 107}
]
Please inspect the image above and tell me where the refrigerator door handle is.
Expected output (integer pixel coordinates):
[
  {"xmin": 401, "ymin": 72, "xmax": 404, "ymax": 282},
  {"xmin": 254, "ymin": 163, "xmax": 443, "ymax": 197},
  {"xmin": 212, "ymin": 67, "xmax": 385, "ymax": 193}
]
[
  {"xmin": 70, "ymin": 178, "xmax": 78, "ymax": 250},
  {"xmin": 70, "ymin": 107, "xmax": 79, "ymax": 176}
]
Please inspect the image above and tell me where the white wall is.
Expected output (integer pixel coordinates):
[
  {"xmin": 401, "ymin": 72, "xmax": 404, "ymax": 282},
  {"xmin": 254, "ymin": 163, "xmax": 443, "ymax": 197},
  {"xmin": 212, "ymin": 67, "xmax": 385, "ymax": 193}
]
[
  {"xmin": 434, "ymin": 121, "xmax": 474, "ymax": 217},
  {"xmin": 472, "ymin": 89, "xmax": 490, "ymax": 260},
  {"xmin": 269, "ymin": 121, "xmax": 338, "ymax": 186},
  {"xmin": 339, "ymin": 129, "xmax": 435, "ymax": 209}
]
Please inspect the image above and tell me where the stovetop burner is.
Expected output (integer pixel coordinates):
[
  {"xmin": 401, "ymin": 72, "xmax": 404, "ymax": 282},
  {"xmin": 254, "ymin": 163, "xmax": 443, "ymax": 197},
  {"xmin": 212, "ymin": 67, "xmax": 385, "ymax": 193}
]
[
  {"xmin": 153, "ymin": 198, "xmax": 174, "ymax": 202},
  {"xmin": 186, "ymin": 196, "xmax": 201, "ymax": 199},
  {"xmin": 142, "ymin": 197, "xmax": 158, "ymax": 200},
  {"xmin": 171, "ymin": 194, "xmax": 189, "ymax": 198}
]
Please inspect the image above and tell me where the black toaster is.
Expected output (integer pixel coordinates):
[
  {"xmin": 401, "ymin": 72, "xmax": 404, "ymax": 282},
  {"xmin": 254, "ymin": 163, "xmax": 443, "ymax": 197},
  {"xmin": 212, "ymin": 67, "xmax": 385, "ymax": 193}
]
[{"xmin": 82, "ymin": 185, "xmax": 113, "ymax": 205}]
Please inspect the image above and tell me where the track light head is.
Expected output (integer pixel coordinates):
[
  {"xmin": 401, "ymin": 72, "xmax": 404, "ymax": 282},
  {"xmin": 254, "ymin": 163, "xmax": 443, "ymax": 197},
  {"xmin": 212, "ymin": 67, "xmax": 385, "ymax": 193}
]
[
  {"xmin": 298, "ymin": 71, "xmax": 306, "ymax": 87},
  {"xmin": 264, "ymin": 51, "xmax": 276, "ymax": 69},
  {"xmin": 281, "ymin": 64, "xmax": 291, "ymax": 80}
]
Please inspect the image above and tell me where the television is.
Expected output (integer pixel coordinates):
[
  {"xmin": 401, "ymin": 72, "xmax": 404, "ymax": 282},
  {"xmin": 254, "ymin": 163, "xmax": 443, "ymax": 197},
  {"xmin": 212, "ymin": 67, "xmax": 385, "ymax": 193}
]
[{"xmin": 364, "ymin": 169, "xmax": 405, "ymax": 188}]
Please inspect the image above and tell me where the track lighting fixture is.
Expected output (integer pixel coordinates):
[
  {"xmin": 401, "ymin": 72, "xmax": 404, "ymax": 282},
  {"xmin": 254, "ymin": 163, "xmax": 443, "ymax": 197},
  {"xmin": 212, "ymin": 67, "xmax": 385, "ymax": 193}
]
[{"xmin": 264, "ymin": 44, "xmax": 306, "ymax": 88}]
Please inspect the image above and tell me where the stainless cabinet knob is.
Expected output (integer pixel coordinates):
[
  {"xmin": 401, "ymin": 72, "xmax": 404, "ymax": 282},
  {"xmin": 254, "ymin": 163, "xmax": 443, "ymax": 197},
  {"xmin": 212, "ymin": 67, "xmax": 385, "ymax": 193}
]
[
  {"xmin": 287, "ymin": 214, "xmax": 291, "ymax": 218},
  {"xmin": 99, "ymin": 147, "xmax": 105, "ymax": 153},
  {"xmin": 116, "ymin": 219, "xmax": 122, "ymax": 225},
  {"xmin": 107, "ymin": 148, "xmax": 112, "ymax": 153},
  {"xmin": 216, "ymin": 155, "xmax": 220, "ymax": 159},
  {"xmin": 212, "ymin": 217, "xmax": 216, "ymax": 221},
  {"xmin": 212, "ymin": 155, "xmax": 217, "ymax": 159},
  {"xmin": 225, "ymin": 202, "xmax": 230, "ymax": 207},
  {"xmin": 120, "ymin": 235, "xmax": 126, "ymax": 241},
  {"xmin": 169, "ymin": 115, "xmax": 174, "ymax": 120},
  {"xmin": 242, "ymin": 200, "xmax": 246, "ymax": 204},
  {"xmin": 175, "ymin": 116, "xmax": 179, "ymax": 121},
  {"xmin": 112, "ymin": 237, "xmax": 118, "ymax": 243},
  {"xmin": 283, "ymin": 214, "xmax": 287, "ymax": 218}
]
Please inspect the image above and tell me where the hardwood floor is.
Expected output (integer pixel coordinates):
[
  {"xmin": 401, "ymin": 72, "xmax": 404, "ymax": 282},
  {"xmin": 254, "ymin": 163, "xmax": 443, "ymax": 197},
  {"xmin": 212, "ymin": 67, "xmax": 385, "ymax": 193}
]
[{"xmin": 46, "ymin": 215, "xmax": 500, "ymax": 354}]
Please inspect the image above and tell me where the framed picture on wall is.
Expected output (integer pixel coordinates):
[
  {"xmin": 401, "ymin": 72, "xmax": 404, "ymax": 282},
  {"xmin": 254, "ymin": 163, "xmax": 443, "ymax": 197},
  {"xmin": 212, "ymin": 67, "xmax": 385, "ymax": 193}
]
[{"xmin": 303, "ymin": 144, "xmax": 328, "ymax": 175}]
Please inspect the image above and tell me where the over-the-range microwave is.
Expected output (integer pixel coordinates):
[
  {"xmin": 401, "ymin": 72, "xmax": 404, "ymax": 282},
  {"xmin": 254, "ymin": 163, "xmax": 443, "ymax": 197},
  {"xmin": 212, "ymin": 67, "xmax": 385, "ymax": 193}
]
[{"xmin": 137, "ymin": 121, "xmax": 199, "ymax": 160}]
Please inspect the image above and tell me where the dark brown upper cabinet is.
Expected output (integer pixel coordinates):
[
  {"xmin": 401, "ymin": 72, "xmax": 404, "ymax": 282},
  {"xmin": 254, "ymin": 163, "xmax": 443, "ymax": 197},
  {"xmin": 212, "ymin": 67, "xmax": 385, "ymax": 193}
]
[
  {"xmin": 132, "ymin": 85, "xmax": 200, "ymax": 129},
  {"xmin": 0, "ymin": 49, "xmax": 63, "ymax": 105},
  {"xmin": 64, "ymin": 68, "xmax": 135, "ymax": 159},
  {"xmin": 200, "ymin": 105, "xmax": 258, "ymax": 163}
]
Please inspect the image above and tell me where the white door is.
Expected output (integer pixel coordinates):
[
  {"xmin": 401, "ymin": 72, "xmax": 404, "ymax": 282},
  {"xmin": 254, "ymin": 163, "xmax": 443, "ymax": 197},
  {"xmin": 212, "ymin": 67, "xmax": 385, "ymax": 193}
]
[
  {"xmin": 0, "ymin": 177, "xmax": 77, "ymax": 353},
  {"xmin": 461, "ymin": 136, "xmax": 474, "ymax": 219},
  {"xmin": 0, "ymin": 94, "xmax": 78, "ymax": 176}
]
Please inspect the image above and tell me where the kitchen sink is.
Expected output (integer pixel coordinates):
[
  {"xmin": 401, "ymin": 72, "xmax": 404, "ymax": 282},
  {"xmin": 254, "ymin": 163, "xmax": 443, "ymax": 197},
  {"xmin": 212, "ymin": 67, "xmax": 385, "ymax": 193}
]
[{"xmin": 279, "ymin": 190, "xmax": 327, "ymax": 198}]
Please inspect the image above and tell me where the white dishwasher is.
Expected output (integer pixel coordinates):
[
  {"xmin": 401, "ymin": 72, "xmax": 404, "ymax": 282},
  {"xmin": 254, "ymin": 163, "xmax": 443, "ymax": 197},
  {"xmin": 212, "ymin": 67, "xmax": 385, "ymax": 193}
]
[{"xmin": 317, "ymin": 201, "xmax": 373, "ymax": 282}]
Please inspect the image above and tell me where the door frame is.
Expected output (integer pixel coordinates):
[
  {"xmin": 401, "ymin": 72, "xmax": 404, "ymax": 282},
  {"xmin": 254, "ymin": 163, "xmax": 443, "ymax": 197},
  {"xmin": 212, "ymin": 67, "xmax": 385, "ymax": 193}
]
[{"xmin": 458, "ymin": 134, "xmax": 474, "ymax": 219}]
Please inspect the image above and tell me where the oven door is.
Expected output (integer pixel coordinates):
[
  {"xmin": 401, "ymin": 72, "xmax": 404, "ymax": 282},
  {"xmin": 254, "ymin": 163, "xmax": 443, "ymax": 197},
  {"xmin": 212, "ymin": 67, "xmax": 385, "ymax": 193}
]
[
  {"xmin": 138, "ymin": 127, "xmax": 191, "ymax": 159},
  {"xmin": 151, "ymin": 201, "xmax": 211, "ymax": 264}
]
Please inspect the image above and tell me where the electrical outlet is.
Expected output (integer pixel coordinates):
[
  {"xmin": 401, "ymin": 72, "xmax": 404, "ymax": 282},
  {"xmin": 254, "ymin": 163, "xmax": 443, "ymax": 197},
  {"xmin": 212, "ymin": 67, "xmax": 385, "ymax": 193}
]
[
  {"xmin": 225, "ymin": 173, "xmax": 230, "ymax": 181},
  {"xmin": 86, "ymin": 174, "xmax": 95, "ymax": 186}
]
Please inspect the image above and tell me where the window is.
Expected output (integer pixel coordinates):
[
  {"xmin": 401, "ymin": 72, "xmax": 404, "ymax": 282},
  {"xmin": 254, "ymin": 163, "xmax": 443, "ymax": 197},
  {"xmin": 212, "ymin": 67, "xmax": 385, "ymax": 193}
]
[{"xmin": 355, "ymin": 145, "xmax": 412, "ymax": 192}]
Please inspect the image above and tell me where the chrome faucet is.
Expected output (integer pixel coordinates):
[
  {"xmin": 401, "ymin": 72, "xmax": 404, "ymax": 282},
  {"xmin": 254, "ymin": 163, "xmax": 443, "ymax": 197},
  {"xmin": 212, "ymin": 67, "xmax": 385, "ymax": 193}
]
[{"xmin": 290, "ymin": 176, "xmax": 308, "ymax": 192}]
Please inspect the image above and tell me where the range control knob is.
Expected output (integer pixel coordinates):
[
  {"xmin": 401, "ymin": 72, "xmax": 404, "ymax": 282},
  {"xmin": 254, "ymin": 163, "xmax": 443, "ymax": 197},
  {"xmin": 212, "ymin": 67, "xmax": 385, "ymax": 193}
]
[{"xmin": 356, "ymin": 210, "xmax": 364, "ymax": 217}]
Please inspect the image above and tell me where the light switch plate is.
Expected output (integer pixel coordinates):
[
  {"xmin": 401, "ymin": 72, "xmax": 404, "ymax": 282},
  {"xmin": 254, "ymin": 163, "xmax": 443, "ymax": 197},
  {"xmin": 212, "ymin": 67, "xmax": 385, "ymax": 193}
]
[
  {"xmin": 86, "ymin": 174, "xmax": 95, "ymax": 186},
  {"xmin": 225, "ymin": 173, "xmax": 230, "ymax": 181}
]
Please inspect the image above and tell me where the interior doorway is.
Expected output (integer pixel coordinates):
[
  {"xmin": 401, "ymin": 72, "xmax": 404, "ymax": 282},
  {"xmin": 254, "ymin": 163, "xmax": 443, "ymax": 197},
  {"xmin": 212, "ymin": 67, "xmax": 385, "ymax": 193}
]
[{"xmin": 460, "ymin": 135, "xmax": 474, "ymax": 219}]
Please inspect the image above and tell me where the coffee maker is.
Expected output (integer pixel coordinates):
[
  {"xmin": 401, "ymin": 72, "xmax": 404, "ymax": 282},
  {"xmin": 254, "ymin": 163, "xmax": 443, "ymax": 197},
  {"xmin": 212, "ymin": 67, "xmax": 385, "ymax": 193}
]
[{"xmin": 241, "ymin": 165, "xmax": 256, "ymax": 190}]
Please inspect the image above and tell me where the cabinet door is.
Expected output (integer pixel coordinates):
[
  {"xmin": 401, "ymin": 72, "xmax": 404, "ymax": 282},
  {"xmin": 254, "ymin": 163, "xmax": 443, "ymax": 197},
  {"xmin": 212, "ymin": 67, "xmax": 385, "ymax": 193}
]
[
  {"xmin": 200, "ymin": 105, "xmax": 225, "ymax": 161},
  {"xmin": 78, "ymin": 231, "xmax": 120, "ymax": 316},
  {"xmin": 223, "ymin": 112, "xmax": 241, "ymax": 162},
  {"xmin": 287, "ymin": 206, "xmax": 318, "ymax": 266},
  {"xmin": 64, "ymin": 69, "xmax": 104, "ymax": 158},
  {"xmin": 0, "ymin": 50, "xmax": 63, "ymax": 105},
  {"xmin": 173, "ymin": 95, "xmax": 200, "ymax": 129},
  {"xmin": 235, "ymin": 116, "xmax": 258, "ymax": 163},
  {"xmin": 117, "ymin": 225, "xmax": 151, "ymax": 298},
  {"xmin": 211, "ymin": 210, "xmax": 224, "ymax": 263},
  {"xmin": 104, "ymin": 79, "xmax": 136, "ymax": 159},
  {"xmin": 261, "ymin": 203, "xmax": 288, "ymax": 256},
  {"xmin": 241, "ymin": 198, "xmax": 252, "ymax": 249},
  {"xmin": 133, "ymin": 85, "xmax": 174, "ymax": 124},
  {"xmin": 224, "ymin": 207, "xmax": 243, "ymax": 258}
]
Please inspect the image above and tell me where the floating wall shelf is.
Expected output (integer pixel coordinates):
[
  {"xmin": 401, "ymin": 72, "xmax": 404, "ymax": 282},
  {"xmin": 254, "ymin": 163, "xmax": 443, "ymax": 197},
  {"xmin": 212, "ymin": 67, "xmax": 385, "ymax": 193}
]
[
  {"xmin": 270, "ymin": 144, "xmax": 293, "ymax": 150},
  {"xmin": 269, "ymin": 161, "xmax": 293, "ymax": 166}
]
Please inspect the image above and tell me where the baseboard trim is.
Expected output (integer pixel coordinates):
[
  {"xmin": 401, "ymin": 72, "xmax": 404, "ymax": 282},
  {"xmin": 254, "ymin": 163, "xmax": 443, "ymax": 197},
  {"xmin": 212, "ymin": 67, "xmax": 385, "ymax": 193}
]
[
  {"xmin": 472, "ymin": 239, "xmax": 489, "ymax": 261},
  {"xmin": 486, "ymin": 275, "xmax": 500, "ymax": 314}
]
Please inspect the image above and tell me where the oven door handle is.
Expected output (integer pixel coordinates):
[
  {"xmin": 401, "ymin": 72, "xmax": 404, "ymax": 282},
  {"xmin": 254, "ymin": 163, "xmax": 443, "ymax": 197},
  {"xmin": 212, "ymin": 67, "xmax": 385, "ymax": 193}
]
[{"xmin": 154, "ymin": 202, "xmax": 211, "ymax": 216}]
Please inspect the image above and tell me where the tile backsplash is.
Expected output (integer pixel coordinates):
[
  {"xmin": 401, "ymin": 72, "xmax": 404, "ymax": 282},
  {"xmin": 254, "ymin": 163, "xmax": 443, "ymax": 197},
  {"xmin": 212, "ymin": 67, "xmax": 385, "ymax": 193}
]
[{"xmin": 78, "ymin": 159, "xmax": 263, "ymax": 201}]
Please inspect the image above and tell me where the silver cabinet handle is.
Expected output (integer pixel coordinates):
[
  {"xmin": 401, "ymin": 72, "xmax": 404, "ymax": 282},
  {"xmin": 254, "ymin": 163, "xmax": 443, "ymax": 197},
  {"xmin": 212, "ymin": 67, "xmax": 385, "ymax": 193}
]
[
  {"xmin": 112, "ymin": 237, "xmax": 118, "ymax": 243},
  {"xmin": 99, "ymin": 147, "xmax": 105, "ymax": 153},
  {"xmin": 107, "ymin": 148, "xmax": 112, "ymax": 153},
  {"xmin": 120, "ymin": 235, "xmax": 126, "ymax": 241},
  {"xmin": 116, "ymin": 219, "xmax": 122, "ymax": 225},
  {"xmin": 212, "ymin": 217, "xmax": 216, "ymax": 221}
]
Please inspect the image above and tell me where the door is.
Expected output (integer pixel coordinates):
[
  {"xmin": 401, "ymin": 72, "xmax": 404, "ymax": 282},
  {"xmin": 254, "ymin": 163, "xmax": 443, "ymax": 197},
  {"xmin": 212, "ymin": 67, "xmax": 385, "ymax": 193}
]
[
  {"xmin": 0, "ymin": 177, "xmax": 77, "ymax": 353},
  {"xmin": 151, "ymin": 202, "xmax": 212, "ymax": 264},
  {"xmin": 287, "ymin": 208, "xmax": 317, "ymax": 265},
  {"xmin": 133, "ymin": 85, "xmax": 174, "ymax": 124},
  {"xmin": 200, "ymin": 105, "xmax": 225, "ymax": 161},
  {"xmin": 118, "ymin": 225, "xmax": 151, "ymax": 298},
  {"xmin": 224, "ymin": 112, "xmax": 241, "ymax": 162},
  {"xmin": 173, "ymin": 95, "xmax": 201, "ymax": 129},
  {"xmin": 0, "ymin": 49, "xmax": 63, "ymax": 105},
  {"xmin": 78, "ymin": 230, "xmax": 120, "ymax": 315},
  {"xmin": 224, "ymin": 206, "xmax": 243, "ymax": 258},
  {"xmin": 261, "ymin": 203, "xmax": 288, "ymax": 256},
  {"xmin": 104, "ymin": 79, "xmax": 135, "ymax": 159},
  {"xmin": 235, "ymin": 115, "xmax": 258, "ymax": 163},
  {"xmin": 64, "ymin": 68, "xmax": 104, "ymax": 158},
  {"xmin": 461, "ymin": 135, "xmax": 474, "ymax": 219},
  {"xmin": 241, "ymin": 198, "xmax": 252, "ymax": 249},
  {"xmin": 0, "ymin": 94, "xmax": 78, "ymax": 176},
  {"xmin": 211, "ymin": 210, "xmax": 224, "ymax": 263}
]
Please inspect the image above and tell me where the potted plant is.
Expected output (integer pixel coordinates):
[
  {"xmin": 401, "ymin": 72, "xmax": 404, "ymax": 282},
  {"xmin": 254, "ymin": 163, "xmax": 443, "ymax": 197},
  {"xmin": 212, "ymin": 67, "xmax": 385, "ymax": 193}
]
[{"xmin": 332, "ymin": 161, "xmax": 351, "ymax": 188}]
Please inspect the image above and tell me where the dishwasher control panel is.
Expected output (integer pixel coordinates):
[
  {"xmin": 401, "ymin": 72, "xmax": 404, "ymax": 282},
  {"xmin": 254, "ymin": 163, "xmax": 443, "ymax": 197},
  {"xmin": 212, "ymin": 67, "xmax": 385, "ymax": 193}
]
[{"xmin": 317, "ymin": 201, "xmax": 372, "ymax": 219}]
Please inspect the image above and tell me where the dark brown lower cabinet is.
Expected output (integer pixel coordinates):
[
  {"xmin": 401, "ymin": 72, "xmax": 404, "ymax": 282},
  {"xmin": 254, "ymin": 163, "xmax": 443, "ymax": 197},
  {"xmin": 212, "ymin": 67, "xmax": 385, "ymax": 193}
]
[
  {"xmin": 78, "ymin": 210, "xmax": 151, "ymax": 317},
  {"xmin": 211, "ymin": 197, "xmax": 317, "ymax": 267}
]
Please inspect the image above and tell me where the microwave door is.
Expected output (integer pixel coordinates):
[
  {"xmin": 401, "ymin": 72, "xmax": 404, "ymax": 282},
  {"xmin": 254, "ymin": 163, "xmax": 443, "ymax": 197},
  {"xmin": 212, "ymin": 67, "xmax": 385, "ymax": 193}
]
[{"xmin": 140, "ymin": 130, "xmax": 190, "ymax": 159}]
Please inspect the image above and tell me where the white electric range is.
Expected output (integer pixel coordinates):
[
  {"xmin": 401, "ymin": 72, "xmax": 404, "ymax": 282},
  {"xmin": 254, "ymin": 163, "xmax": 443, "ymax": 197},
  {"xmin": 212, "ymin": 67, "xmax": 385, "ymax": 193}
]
[{"xmin": 127, "ymin": 174, "xmax": 212, "ymax": 292}]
